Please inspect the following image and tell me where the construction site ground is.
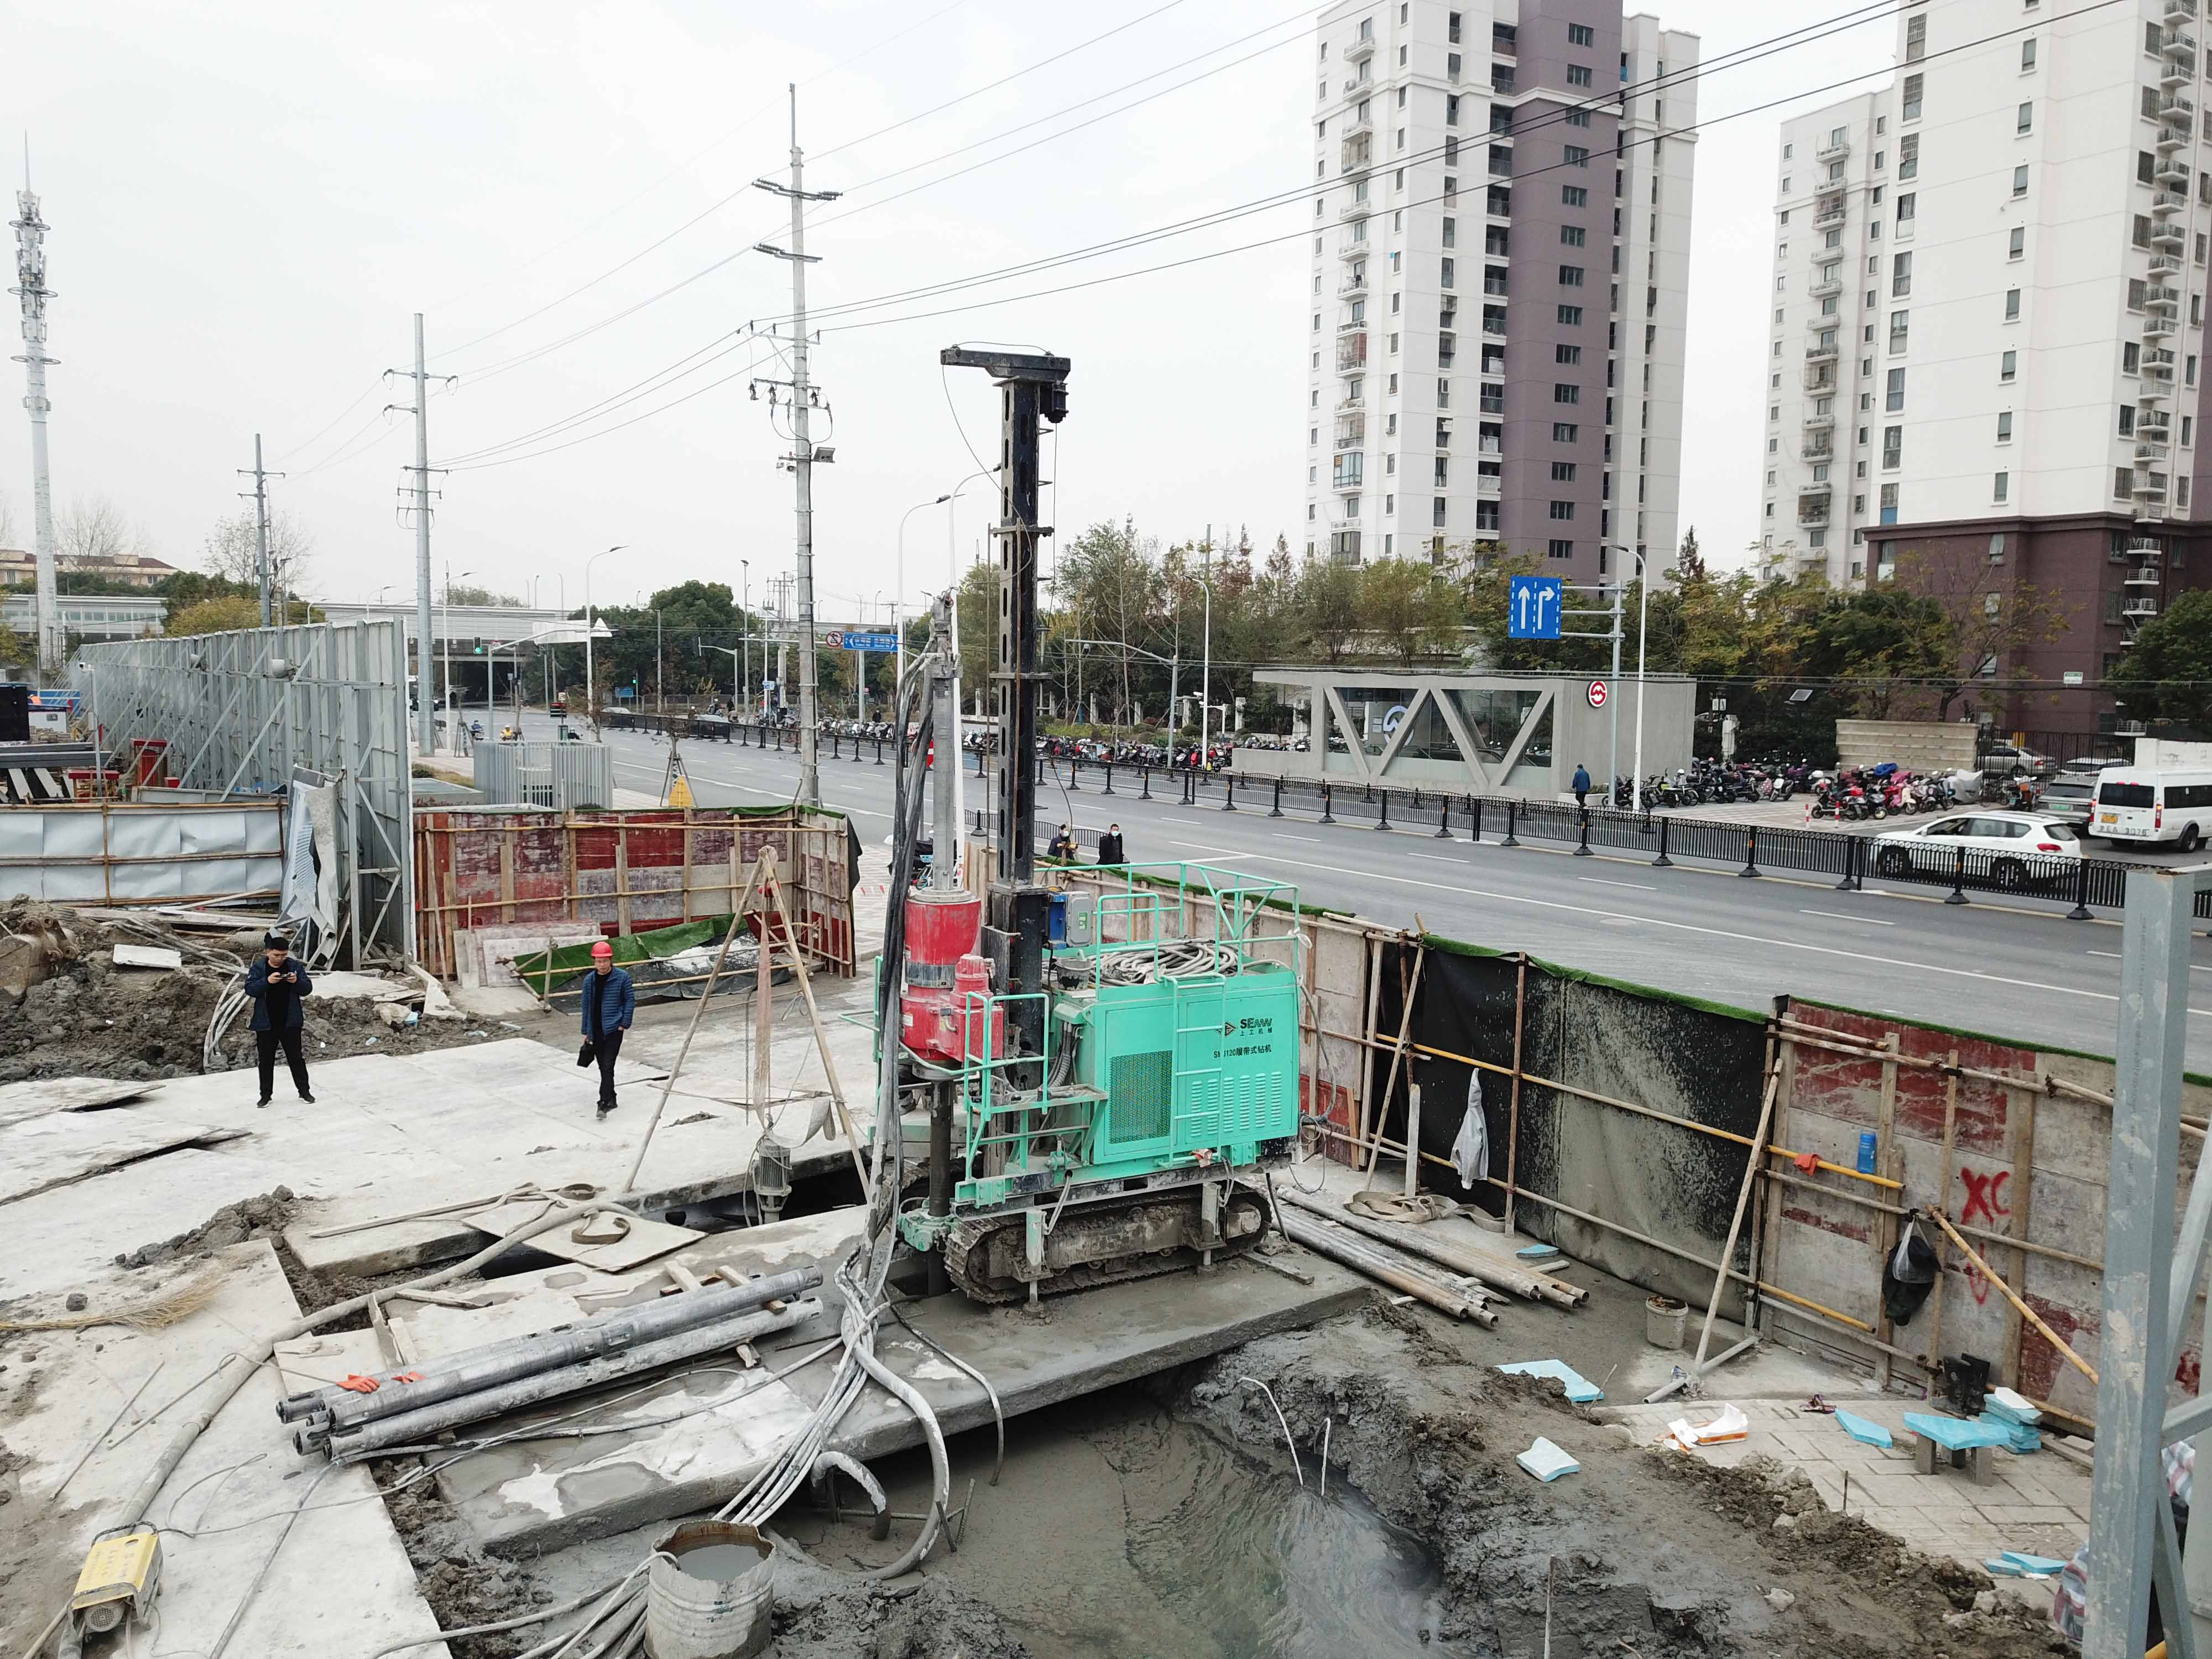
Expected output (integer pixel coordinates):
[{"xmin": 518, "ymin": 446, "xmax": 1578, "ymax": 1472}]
[{"xmin": 1, "ymin": 962, "xmax": 2085, "ymax": 1658}]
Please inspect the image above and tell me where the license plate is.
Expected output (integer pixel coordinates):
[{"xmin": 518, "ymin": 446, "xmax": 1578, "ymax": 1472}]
[{"xmin": 2099, "ymin": 813, "xmax": 2117, "ymax": 825}]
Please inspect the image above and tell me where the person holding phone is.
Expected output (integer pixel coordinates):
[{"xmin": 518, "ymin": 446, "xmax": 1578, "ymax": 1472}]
[{"xmin": 244, "ymin": 931, "xmax": 316, "ymax": 1107}]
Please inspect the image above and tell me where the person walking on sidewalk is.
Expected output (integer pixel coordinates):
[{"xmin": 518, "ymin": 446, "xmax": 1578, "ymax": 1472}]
[
  {"xmin": 1572, "ymin": 763, "xmax": 1592, "ymax": 813},
  {"xmin": 245, "ymin": 931, "xmax": 315, "ymax": 1107},
  {"xmin": 581, "ymin": 940, "xmax": 635, "ymax": 1117}
]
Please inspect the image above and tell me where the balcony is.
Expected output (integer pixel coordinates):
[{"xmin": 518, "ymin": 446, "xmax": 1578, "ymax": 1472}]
[
  {"xmin": 1807, "ymin": 312, "xmax": 1843, "ymax": 334},
  {"xmin": 2133, "ymin": 471, "xmax": 2171, "ymax": 499},
  {"xmin": 2169, "ymin": 0, "xmax": 2197, "ymax": 20},
  {"xmin": 2165, "ymin": 28, "xmax": 2197, "ymax": 59},
  {"xmin": 1810, "ymin": 276, "xmax": 1843, "ymax": 299},
  {"xmin": 1339, "ymin": 199, "xmax": 1371, "ymax": 221},
  {"xmin": 1340, "ymin": 134, "xmax": 1373, "ymax": 171},
  {"xmin": 1805, "ymin": 341, "xmax": 1840, "ymax": 364},
  {"xmin": 1335, "ymin": 427, "xmax": 1365, "ymax": 451},
  {"xmin": 2152, "ymin": 189, "xmax": 2187, "ymax": 217},
  {"xmin": 2137, "ymin": 441, "xmax": 2172, "ymax": 464},
  {"xmin": 1816, "ymin": 136, "xmax": 1851, "ymax": 163},
  {"xmin": 2125, "ymin": 596, "xmax": 2162, "ymax": 618},
  {"xmin": 1801, "ymin": 440, "xmax": 1835, "ymax": 461},
  {"xmin": 1345, "ymin": 33, "xmax": 1376, "ymax": 61},
  {"xmin": 2151, "ymin": 253, "xmax": 2184, "ymax": 278},
  {"xmin": 1338, "ymin": 238, "xmax": 1368, "ymax": 260},
  {"xmin": 1337, "ymin": 273, "xmax": 1367, "ymax": 299},
  {"xmin": 1342, "ymin": 110, "xmax": 1374, "ymax": 138},
  {"xmin": 2147, "ymin": 283, "xmax": 2182, "ymax": 310},
  {"xmin": 2139, "ymin": 415, "xmax": 2174, "ymax": 441},
  {"xmin": 1814, "ymin": 204, "xmax": 1846, "ymax": 230},
  {"xmin": 1803, "ymin": 410, "xmax": 1836, "ymax": 431},
  {"xmin": 2157, "ymin": 158, "xmax": 2192, "ymax": 187},
  {"xmin": 1477, "ymin": 474, "xmax": 1502, "ymax": 497},
  {"xmin": 2127, "ymin": 563, "xmax": 2164, "ymax": 588},
  {"xmin": 1333, "ymin": 393, "xmax": 1366, "ymax": 414},
  {"xmin": 1335, "ymin": 337, "xmax": 1368, "ymax": 372},
  {"xmin": 2153, "ymin": 221, "xmax": 2188, "ymax": 251},
  {"xmin": 2158, "ymin": 124, "xmax": 2190, "ymax": 154},
  {"xmin": 2165, "ymin": 93, "xmax": 2196, "ymax": 123},
  {"xmin": 2146, "ymin": 312, "xmax": 2178, "ymax": 340},
  {"xmin": 1798, "ymin": 502, "xmax": 1833, "ymax": 526},
  {"xmin": 2141, "ymin": 380, "xmax": 2173, "ymax": 405}
]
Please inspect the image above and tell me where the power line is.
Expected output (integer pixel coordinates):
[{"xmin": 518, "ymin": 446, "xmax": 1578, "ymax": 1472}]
[{"xmin": 433, "ymin": 333, "xmax": 753, "ymax": 466}]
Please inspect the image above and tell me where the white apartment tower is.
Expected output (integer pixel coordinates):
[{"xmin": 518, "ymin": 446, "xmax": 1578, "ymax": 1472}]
[
  {"xmin": 1306, "ymin": 0, "xmax": 1699, "ymax": 586},
  {"xmin": 1757, "ymin": 0, "xmax": 2212, "ymax": 744}
]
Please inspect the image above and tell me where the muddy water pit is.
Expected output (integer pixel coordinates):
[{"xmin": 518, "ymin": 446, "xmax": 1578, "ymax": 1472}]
[{"xmin": 786, "ymin": 1384, "xmax": 1448, "ymax": 1659}]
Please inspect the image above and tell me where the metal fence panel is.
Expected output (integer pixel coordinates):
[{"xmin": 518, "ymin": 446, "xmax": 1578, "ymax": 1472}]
[{"xmin": 76, "ymin": 620, "xmax": 413, "ymax": 964}]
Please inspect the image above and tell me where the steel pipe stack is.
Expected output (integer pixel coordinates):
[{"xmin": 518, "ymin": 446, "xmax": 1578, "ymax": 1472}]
[{"xmin": 278, "ymin": 1265, "xmax": 824, "ymax": 1457}]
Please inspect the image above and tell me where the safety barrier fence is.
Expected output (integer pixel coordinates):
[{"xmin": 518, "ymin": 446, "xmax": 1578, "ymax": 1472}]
[{"xmin": 991, "ymin": 754, "xmax": 2205, "ymax": 919}]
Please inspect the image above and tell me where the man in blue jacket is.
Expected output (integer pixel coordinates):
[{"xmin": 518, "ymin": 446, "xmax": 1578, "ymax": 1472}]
[
  {"xmin": 581, "ymin": 938, "xmax": 635, "ymax": 1116},
  {"xmin": 244, "ymin": 931, "xmax": 315, "ymax": 1107}
]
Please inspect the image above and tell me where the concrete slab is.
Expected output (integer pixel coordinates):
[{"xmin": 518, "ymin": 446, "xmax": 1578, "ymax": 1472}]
[
  {"xmin": 1, "ymin": 1109, "xmax": 243, "ymax": 1206},
  {"xmin": 0, "ymin": 1240, "xmax": 450, "ymax": 1658},
  {"xmin": 388, "ymin": 1206, "xmax": 1369, "ymax": 1556},
  {"xmin": 0, "ymin": 1075, "xmax": 163, "ymax": 1128}
]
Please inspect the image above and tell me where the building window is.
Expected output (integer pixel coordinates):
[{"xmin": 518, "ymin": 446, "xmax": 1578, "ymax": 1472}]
[
  {"xmin": 2012, "ymin": 164, "xmax": 2028, "ymax": 197},
  {"xmin": 2004, "ymin": 288, "xmax": 2021, "ymax": 320},
  {"xmin": 1567, "ymin": 64, "xmax": 1593, "ymax": 86},
  {"xmin": 1433, "ymin": 497, "xmax": 1448, "ymax": 527},
  {"xmin": 2008, "ymin": 226, "xmax": 2025, "ymax": 259},
  {"xmin": 1896, "ymin": 192, "xmax": 1915, "ymax": 225},
  {"xmin": 2120, "ymin": 405, "xmax": 2137, "ymax": 437},
  {"xmin": 1562, "ymin": 185, "xmax": 1587, "ymax": 207},
  {"xmin": 1906, "ymin": 14, "xmax": 1927, "ymax": 60},
  {"xmin": 1554, "ymin": 383, "xmax": 1580, "ymax": 404},
  {"xmin": 1889, "ymin": 310, "xmax": 1909, "ymax": 352},
  {"xmin": 1996, "ymin": 411, "xmax": 2013, "ymax": 442},
  {"xmin": 2125, "ymin": 341, "xmax": 2142, "ymax": 374},
  {"xmin": 1882, "ymin": 426, "xmax": 1902, "ymax": 468},
  {"xmin": 1551, "ymin": 461, "xmax": 1578, "ymax": 481},
  {"xmin": 2000, "ymin": 348, "xmax": 2018, "ymax": 382},
  {"xmin": 1547, "ymin": 538, "xmax": 1574, "ymax": 559},
  {"xmin": 1886, "ymin": 367, "xmax": 1906, "ymax": 410},
  {"xmin": 1559, "ymin": 224, "xmax": 1584, "ymax": 248},
  {"xmin": 2017, "ymin": 101, "xmax": 2033, "ymax": 134},
  {"xmin": 1569, "ymin": 22, "xmax": 1594, "ymax": 45},
  {"xmin": 1556, "ymin": 343, "xmax": 1583, "ymax": 364},
  {"xmin": 1902, "ymin": 74, "xmax": 1923, "ymax": 121},
  {"xmin": 1558, "ymin": 264, "xmax": 1584, "ymax": 286},
  {"xmin": 1564, "ymin": 145, "xmax": 1589, "ymax": 167},
  {"xmin": 1557, "ymin": 303, "xmax": 1582, "ymax": 325},
  {"xmin": 1441, "ymin": 257, "xmax": 1455, "ymax": 286},
  {"xmin": 1447, "ymin": 94, "xmax": 1461, "ymax": 127},
  {"xmin": 2115, "ymin": 467, "xmax": 2133, "ymax": 500},
  {"xmin": 1553, "ymin": 421, "xmax": 1579, "ymax": 441},
  {"xmin": 1549, "ymin": 500, "xmax": 1575, "ymax": 520},
  {"xmin": 1897, "ymin": 134, "xmax": 1918, "ymax": 181},
  {"xmin": 2021, "ymin": 36, "xmax": 2037, "ymax": 69},
  {"xmin": 1880, "ymin": 483, "xmax": 1899, "ymax": 524},
  {"xmin": 1892, "ymin": 251, "xmax": 1912, "ymax": 296}
]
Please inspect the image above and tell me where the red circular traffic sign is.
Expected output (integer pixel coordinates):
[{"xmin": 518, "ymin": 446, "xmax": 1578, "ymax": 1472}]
[{"xmin": 1587, "ymin": 680, "xmax": 1608, "ymax": 708}]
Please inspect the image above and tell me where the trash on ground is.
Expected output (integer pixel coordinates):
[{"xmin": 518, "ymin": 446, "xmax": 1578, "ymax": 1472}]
[
  {"xmin": 1666, "ymin": 1404, "xmax": 1750, "ymax": 1450},
  {"xmin": 1834, "ymin": 1408, "xmax": 1892, "ymax": 1448},
  {"xmin": 1498, "ymin": 1359, "xmax": 1603, "ymax": 1402},
  {"xmin": 1984, "ymin": 1551, "xmax": 2068, "ymax": 1578},
  {"xmin": 1516, "ymin": 1436, "xmax": 1580, "ymax": 1483}
]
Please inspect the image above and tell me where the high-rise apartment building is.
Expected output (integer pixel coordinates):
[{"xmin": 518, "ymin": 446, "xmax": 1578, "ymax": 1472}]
[
  {"xmin": 1757, "ymin": 0, "xmax": 2212, "ymax": 738},
  {"xmin": 1305, "ymin": 0, "xmax": 1698, "ymax": 585}
]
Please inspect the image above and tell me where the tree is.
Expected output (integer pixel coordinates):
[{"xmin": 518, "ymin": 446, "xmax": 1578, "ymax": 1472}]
[
  {"xmin": 1291, "ymin": 556, "xmax": 1361, "ymax": 664},
  {"xmin": 1056, "ymin": 518, "xmax": 1155, "ymax": 724},
  {"xmin": 58, "ymin": 496, "xmax": 152, "ymax": 565},
  {"xmin": 202, "ymin": 507, "xmax": 315, "ymax": 599},
  {"xmin": 956, "ymin": 561, "xmax": 998, "ymax": 708},
  {"xmin": 2111, "ymin": 587, "xmax": 2212, "ymax": 736},
  {"xmin": 445, "ymin": 583, "xmax": 524, "ymax": 607},
  {"xmin": 1358, "ymin": 557, "xmax": 1465, "ymax": 665},
  {"xmin": 1890, "ymin": 546, "xmax": 2069, "ymax": 723},
  {"xmin": 0, "ymin": 615, "xmax": 28, "ymax": 665},
  {"xmin": 1801, "ymin": 588, "xmax": 1956, "ymax": 719},
  {"xmin": 166, "ymin": 595, "xmax": 263, "ymax": 637},
  {"xmin": 1673, "ymin": 525, "xmax": 1704, "ymax": 584}
]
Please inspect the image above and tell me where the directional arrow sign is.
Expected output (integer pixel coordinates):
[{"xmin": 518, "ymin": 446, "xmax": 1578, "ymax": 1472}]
[{"xmin": 1507, "ymin": 575, "xmax": 1563, "ymax": 640}]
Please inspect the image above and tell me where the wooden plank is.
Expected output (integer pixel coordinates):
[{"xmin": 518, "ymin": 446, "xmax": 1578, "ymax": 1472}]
[
  {"xmin": 1872, "ymin": 1032, "xmax": 1901, "ymax": 1387},
  {"xmin": 2005, "ymin": 1083, "xmax": 2037, "ymax": 1390}
]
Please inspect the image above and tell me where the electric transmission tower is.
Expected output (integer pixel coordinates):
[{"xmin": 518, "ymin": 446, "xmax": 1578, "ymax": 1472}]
[{"xmin": 11, "ymin": 153, "xmax": 61, "ymax": 679}]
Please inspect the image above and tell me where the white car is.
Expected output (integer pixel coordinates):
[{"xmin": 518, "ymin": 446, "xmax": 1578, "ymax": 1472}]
[{"xmin": 1871, "ymin": 811, "xmax": 2083, "ymax": 890}]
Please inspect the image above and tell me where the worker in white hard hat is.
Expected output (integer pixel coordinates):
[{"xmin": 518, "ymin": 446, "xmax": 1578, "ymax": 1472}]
[{"xmin": 578, "ymin": 938, "xmax": 635, "ymax": 1116}]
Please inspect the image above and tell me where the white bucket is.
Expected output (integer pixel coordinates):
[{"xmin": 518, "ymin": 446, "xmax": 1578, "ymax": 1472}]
[
  {"xmin": 1645, "ymin": 1295, "xmax": 1688, "ymax": 1351},
  {"xmin": 646, "ymin": 1521, "xmax": 775, "ymax": 1659}
]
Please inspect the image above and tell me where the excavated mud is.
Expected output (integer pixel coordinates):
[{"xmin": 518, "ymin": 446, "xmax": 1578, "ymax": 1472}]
[{"xmin": 1187, "ymin": 1307, "xmax": 2062, "ymax": 1657}]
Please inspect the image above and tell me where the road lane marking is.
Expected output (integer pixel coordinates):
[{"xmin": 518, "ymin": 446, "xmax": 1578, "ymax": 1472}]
[
  {"xmin": 1275, "ymin": 833, "xmax": 1322, "ymax": 842},
  {"xmin": 1801, "ymin": 909, "xmax": 1893, "ymax": 926},
  {"xmin": 1227, "ymin": 849, "xmax": 2212, "ymax": 1018},
  {"xmin": 1579, "ymin": 877, "xmax": 1656, "ymax": 891}
]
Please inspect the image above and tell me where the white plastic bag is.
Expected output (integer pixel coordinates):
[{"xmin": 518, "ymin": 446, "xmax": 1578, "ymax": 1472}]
[{"xmin": 1452, "ymin": 1070, "xmax": 1489, "ymax": 1188}]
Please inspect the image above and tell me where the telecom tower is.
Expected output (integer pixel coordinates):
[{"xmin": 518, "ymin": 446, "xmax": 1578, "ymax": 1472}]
[{"xmin": 11, "ymin": 159, "xmax": 60, "ymax": 680}]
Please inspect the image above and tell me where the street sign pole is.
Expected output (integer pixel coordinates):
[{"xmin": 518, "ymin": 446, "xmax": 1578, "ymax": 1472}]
[{"xmin": 1608, "ymin": 581, "xmax": 1623, "ymax": 799}]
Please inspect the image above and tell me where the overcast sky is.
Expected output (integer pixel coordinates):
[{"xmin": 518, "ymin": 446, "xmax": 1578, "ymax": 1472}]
[{"xmin": 7, "ymin": 0, "xmax": 1899, "ymax": 615}]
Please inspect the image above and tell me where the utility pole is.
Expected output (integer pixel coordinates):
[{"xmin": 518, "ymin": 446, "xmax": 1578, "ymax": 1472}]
[
  {"xmin": 387, "ymin": 314, "xmax": 451, "ymax": 755},
  {"xmin": 11, "ymin": 154, "xmax": 61, "ymax": 680},
  {"xmin": 752, "ymin": 86, "xmax": 840, "ymax": 807},
  {"xmin": 238, "ymin": 434, "xmax": 281, "ymax": 627}
]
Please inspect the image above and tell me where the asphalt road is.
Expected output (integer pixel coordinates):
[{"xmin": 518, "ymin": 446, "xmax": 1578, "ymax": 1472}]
[{"xmin": 513, "ymin": 712, "xmax": 2212, "ymax": 1070}]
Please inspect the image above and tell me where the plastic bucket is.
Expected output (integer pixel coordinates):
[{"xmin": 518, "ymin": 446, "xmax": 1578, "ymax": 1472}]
[
  {"xmin": 1645, "ymin": 1295, "xmax": 1688, "ymax": 1350},
  {"xmin": 646, "ymin": 1521, "xmax": 775, "ymax": 1659}
]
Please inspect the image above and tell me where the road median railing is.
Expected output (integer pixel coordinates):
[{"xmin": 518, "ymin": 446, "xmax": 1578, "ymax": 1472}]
[{"xmin": 1000, "ymin": 754, "xmax": 2208, "ymax": 921}]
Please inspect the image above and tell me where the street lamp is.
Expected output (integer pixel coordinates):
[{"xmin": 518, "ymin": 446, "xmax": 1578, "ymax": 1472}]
[
  {"xmin": 583, "ymin": 545, "xmax": 625, "ymax": 735},
  {"xmin": 739, "ymin": 558, "xmax": 752, "ymax": 718},
  {"xmin": 1602, "ymin": 544, "xmax": 1653, "ymax": 813}
]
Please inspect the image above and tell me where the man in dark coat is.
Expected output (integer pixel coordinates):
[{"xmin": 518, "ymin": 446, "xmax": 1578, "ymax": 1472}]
[
  {"xmin": 1096, "ymin": 823, "xmax": 1126, "ymax": 866},
  {"xmin": 581, "ymin": 939, "xmax": 636, "ymax": 1115},
  {"xmin": 1572, "ymin": 763, "xmax": 1592, "ymax": 812},
  {"xmin": 244, "ymin": 931, "xmax": 315, "ymax": 1107}
]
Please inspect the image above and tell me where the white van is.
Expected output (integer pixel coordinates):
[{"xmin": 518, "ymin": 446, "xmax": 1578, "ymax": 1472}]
[{"xmin": 2091, "ymin": 769, "xmax": 2212, "ymax": 851}]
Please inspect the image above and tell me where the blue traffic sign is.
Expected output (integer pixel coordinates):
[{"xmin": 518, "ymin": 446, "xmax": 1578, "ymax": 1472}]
[
  {"xmin": 822, "ymin": 630, "xmax": 899, "ymax": 653},
  {"xmin": 1507, "ymin": 575, "xmax": 1563, "ymax": 640}
]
